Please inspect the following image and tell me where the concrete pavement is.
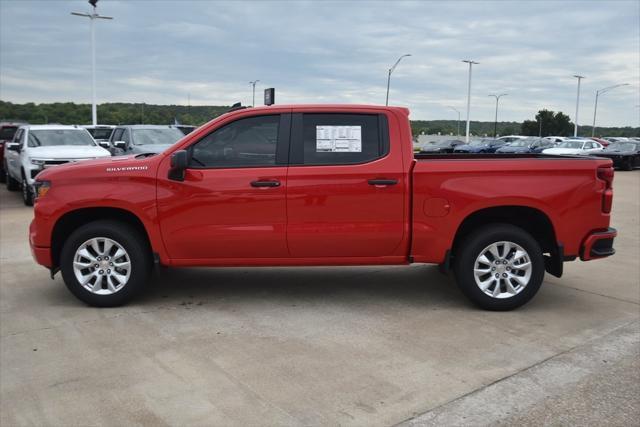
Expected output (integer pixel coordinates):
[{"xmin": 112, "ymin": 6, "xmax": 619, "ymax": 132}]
[{"xmin": 1, "ymin": 171, "xmax": 638, "ymax": 426}]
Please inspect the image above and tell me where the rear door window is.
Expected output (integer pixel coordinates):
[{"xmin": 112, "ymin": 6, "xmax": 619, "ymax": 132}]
[{"xmin": 291, "ymin": 113, "xmax": 388, "ymax": 165}]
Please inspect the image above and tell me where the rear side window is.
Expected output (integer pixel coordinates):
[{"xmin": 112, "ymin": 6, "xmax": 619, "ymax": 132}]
[
  {"xmin": 190, "ymin": 115, "xmax": 280, "ymax": 168},
  {"xmin": 294, "ymin": 113, "xmax": 387, "ymax": 165}
]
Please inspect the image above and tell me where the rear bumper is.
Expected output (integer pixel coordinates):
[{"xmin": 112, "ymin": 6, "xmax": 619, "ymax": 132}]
[{"xmin": 580, "ymin": 227, "xmax": 617, "ymax": 261}]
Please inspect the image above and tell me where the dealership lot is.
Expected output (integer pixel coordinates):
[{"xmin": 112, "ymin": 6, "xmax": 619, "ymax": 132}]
[{"xmin": 1, "ymin": 172, "xmax": 638, "ymax": 425}]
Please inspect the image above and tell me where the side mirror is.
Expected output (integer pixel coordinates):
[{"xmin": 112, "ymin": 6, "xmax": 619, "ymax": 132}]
[
  {"xmin": 169, "ymin": 150, "xmax": 189, "ymax": 181},
  {"xmin": 6, "ymin": 142, "xmax": 20, "ymax": 152},
  {"xmin": 113, "ymin": 141, "xmax": 127, "ymax": 150},
  {"xmin": 98, "ymin": 141, "xmax": 111, "ymax": 149}
]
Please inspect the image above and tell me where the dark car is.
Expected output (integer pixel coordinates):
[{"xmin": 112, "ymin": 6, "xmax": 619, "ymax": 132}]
[
  {"xmin": 175, "ymin": 125, "xmax": 196, "ymax": 135},
  {"xmin": 592, "ymin": 141, "xmax": 640, "ymax": 171},
  {"xmin": 109, "ymin": 125, "xmax": 185, "ymax": 155},
  {"xmin": 419, "ymin": 139, "xmax": 464, "ymax": 154},
  {"xmin": 0, "ymin": 122, "xmax": 22, "ymax": 183},
  {"xmin": 495, "ymin": 137, "xmax": 556, "ymax": 154},
  {"xmin": 453, "ymin": 138, "xmax": 506, "ymax": 153}
]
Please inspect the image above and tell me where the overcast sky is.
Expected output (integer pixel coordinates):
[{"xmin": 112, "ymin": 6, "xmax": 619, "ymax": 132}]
[{"xmin": 1, "ymin": 0, "xmax": 638, "ymax": 126}]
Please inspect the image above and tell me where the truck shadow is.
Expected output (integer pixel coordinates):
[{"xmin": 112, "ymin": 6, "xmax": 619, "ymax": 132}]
[{"xmin": 135, "ymin": 264, "xmax": 470, "ymax": 309}]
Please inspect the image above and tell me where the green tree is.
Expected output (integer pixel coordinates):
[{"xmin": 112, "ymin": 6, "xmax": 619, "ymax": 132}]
[{"xmin": 522, "ymin": 109, "xmax": 573, "ymax": 137}]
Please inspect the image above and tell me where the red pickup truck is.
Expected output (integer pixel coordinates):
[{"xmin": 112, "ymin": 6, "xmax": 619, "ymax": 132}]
[{"xmin": 29, "ymin": 105, "xmax": 617, "ymax": 310}]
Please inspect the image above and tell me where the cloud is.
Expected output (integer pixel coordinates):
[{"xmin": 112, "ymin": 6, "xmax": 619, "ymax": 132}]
[{"xmin": 0, "ymin": 0, "xmax": 638, "ymax": 127}]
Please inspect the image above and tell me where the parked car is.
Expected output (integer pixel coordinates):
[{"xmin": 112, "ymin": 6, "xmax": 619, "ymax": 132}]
[
  {"xmin": 29, "ymin": 104, "xmax": 616, "ymax": 311},
  {"xmin": 109, "ymin": 125, "xmax": 185, "ymax": 155},
  {"xmin": 497, "ymin": 135, "xmax": 527, "ymax": 143},
  {"xmin": 4, "ymin": 125, "xmax": 111, "ymax": 205},
  {"xmin": 83, "ymin": 125, "xmax": 115, "ymax": 147},
  {"xmin": 591, "ymin": 141, "xmax": 640, "ymax": 171},
  {"xmin": 419, "ymin": 139, "xmax": 464, "ymax": 153},
  {"xmin": 495, "ymin": 137, "xmax": 556, "ymax": 154},
  {"xmin": 544, "ymin": 136, "xmax": 567, "ymax": 143},
  {"xmin": 453, "ymin": 138, "xmax": 507, "ymax": 153},
  {"xmin": 603, "ymin": 137, "xmax": 630, "ymax": 144},
  {"xmin": 542, "ymin": 139, "xmax": 604, "ymax": 156},
  {"xmin": 0, "ymin": 122, "xmax": 22, "ymax": 183},
  {"xmin": 590, "ymin": 137, "xmax": 610, "ymax": 147},
  {"xmin": 175, "ymin": 125, "xmax": 196, "ymax": 135}
]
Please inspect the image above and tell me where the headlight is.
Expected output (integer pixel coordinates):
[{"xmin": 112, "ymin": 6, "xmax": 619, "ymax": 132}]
[
  {"xmin": 33, "ymin": 180, "xmax": 51, "ymax": 200},
  {"xmin": 30, "ymin": 159, "xmax": 46, "ymax": 166}
]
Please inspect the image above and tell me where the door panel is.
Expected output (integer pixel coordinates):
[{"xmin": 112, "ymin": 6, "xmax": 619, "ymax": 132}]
[
  {"xmin": 286, "ymin": 112, "xmax": 407, "ymax": 258},
  {"xmin": 156, "ymin": 113, "xmax": 291, "ymax": 260},
  {"xmin": 157, "ymin": 167, "xmax": 288, "ymax": 259}
]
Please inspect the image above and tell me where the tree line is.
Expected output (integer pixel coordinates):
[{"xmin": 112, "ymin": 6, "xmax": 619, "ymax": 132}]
[{"xmin": 1, "ymin": 101, "xmax": 637, "ymax": 137}]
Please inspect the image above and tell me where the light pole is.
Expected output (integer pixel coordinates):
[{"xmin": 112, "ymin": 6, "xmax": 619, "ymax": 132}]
[
  {"xmin": 71, "ymin": 0, "xmax": 113, "ymax": 126},
  {"xmin": 592, "ymin": 83, "xmax": 629, "ymax": 136},
  {"xmin": 463, "ymin": 60, "xmax": 479, "ymax": 143},
  {"xmin": 249, "ymin": 80, "xmax": 260, "ymax": 106},
  {"xmin": 488, "ymin": 93, "xmax": 507, "ymax": 138},
  {"xmin": 572, "ymin": 75, "xmax": 585, "ymax": 137},
  {"xmin": 448, "ymin": 106, "xmax": 461, "ymax": 137},
  {"xmin": 385, "ymin": 54, "xmax": 411, "ymax": 106}
]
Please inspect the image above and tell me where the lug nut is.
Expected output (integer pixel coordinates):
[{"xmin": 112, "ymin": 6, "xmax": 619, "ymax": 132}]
[
  {"xmin": 98, "ymin": 270, "xmax": 104, "ymax": 275},
  {"xmin": 94, "ymin": 264, "xmax": 99, "ymax": 268},
  {"xmin": 109, "ymin": 262, "xmax": 114, "ymax": 266},
  {"xmin": 506, "ymin": 267, "xmax": 510, "ymax": 271},
  {"xmin": 495, "ymin": 273, "xmax": 500, "ymax": 278},
  {"xmin": 502, "ymin": 273, "xmax": 508, "ymax": 278},
  {"xmin": 96, "ymin": 257, "xmax": 101, "ymax": 261},
  {"xmin": 503, "ymin": 260, "xmax": 508, "ymax": 264},
  {"xmin": 104, "ymin": 256, "xmax": 109, "ymax": 260},
  {"xmin": 491, "ymin": 267, "xmax": 496, "ymax": 271},
  {"xmin": 107, "ymin": 269, "xmax": 111, "ymax": 274}
]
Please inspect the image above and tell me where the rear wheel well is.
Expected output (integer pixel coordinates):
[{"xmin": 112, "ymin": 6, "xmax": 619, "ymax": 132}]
[
  {"xmin": 450, "ymin": 206, "xmax": 561, "ymax": 276},
  {"xmin": 51, "ymin": 208, "xmax": 151, "ymax": 269}
]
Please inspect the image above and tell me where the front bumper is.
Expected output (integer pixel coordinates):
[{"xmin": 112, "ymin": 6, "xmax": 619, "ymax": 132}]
[
  {"xmin": 29, "ymin": 220, "xmax": 52, "ymax": 267},
  {"xmin": 580, "ymin": 227, "xmax": 617, "ymax": 261}
]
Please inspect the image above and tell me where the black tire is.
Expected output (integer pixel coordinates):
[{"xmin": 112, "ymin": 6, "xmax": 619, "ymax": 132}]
[
  {"xmin": 60, "ymin": 220, "xmax": 152, "ymax": 307},
  {"xmin": 0, "ymin": 165, "xmax": 5, "ymax": 183},
  {"xmin": 622, "ymin": 157, "xmax": 633, "ymax": 171},
  {"xmin": 22, "ymin": 176, "xmax": 33, "ymax": 206},
  {"xmin": 453, "ymin": 224, "xmax": 545, "ymax": 311},
  {"xmin": 5, "ymin": 168, "xmax": 19, "ymax": 191}
]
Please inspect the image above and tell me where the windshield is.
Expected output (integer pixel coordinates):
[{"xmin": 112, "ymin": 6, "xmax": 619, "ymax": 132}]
[
  {"xmin": 132, "ymin": 128, "xmax": 184, "ymax": 145},
  {"xmin": 0, "ymin": 126, "xmax": 18, "ymax": 141},
  {"xmin": 87, "ymin": 128, "xmax": 114, "ymax": 140},
  {"xmin": 557, "ymin": 141, "xmax": 584, "ymax": 149},
  {"xmin": 606, "ymin": 142, "xmax": 637, "ymax": 151},
  {"xmin": 28, "ymin": 129, "xmax": 96, "ymax": 147}
]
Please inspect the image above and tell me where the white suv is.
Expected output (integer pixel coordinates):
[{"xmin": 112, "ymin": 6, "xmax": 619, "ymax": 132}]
[{"xmin": 4, "ymin": 125, "xmax": 111, "ymax": 205}]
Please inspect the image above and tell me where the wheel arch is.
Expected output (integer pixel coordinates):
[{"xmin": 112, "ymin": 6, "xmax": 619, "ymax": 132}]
[
  {"xmin": 448, "ymin": 205, "xmax": 563, "ymax": 277},
  {"xmin": 51, "ymin": 207, "xmax": 154, "ymax": 269}
]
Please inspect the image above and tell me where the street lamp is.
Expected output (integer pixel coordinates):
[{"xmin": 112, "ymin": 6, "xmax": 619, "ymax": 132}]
[
  {"xmin": 591, "ymin": 83, "xmax": 629, "ymax": 136},
  {"xmin": 463, "ymin": 60, "xmax": 479, "ymax": 143},
  {"xmin": 249, "ymin": 80, "xmax": 260, "ymax": 106},
  {"xmin": 488, "ymin": 93, "xmax": 508, "ymax": 138},
  {"xmin": 448, "ymin": 106, "xmax": 461, "ymax": 137},
  {"xmin": 385, "ymin": 54, "xmax": 411, "ymax": 106},
  {"xmin": 572, "ymin": 75, "xmax": 585, "ymax": 137},
  {"xmin": 71, "ymin": 0, "xmax": 113, "ymax": 126}
]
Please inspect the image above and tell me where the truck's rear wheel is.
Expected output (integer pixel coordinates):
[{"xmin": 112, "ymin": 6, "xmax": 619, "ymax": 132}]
[
  {"xmin": 453, "ymin": 224, "xmax": 545, "ymax": 310},
  {"xmin": 60, "ymin": 220, "xmax": 151, "ymax": 307}
]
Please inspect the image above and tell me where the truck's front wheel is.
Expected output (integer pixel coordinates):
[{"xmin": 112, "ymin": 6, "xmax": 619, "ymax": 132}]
[
  {"xmin": 60, "ymin": 220, "xmax": 152, "ymax": 307},
  {"xmin": 453, "ymin": 224, "xmax": 545, "ymax": 311}
]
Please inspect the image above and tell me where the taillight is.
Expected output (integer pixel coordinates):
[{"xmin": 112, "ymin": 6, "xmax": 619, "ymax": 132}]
[
  {"xmin": 597, "ymin": 166, "xmax": 614, "ymax": 213},
  {"xmin": 597, "ymin": 166, "xmax": 614, "ymax": 189}
]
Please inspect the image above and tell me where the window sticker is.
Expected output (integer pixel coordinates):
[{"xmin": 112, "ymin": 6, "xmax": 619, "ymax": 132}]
[{"xmin": 316, "ymin": 125, "xmax": 362, "ymax": 152}]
